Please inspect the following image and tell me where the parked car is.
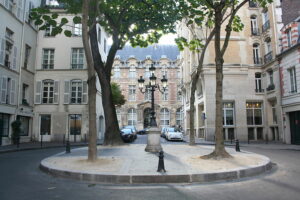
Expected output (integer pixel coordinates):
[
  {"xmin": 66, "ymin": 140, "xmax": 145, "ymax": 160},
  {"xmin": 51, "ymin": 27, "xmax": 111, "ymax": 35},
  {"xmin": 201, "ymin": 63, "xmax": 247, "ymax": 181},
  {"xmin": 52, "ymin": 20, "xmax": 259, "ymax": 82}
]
[
  {"xmin": 165, "ymin": 127, "xmax": 183, "ymax": 141},
  {"xmin": 120, "ymin": 128, "xmax": 135, "ymax": 143},
  {"xmin": 161, "ymin": 127, "xmax": 169, "ymax": 138},
  {"xmin": 123, "ymin": 126, "xmax": 137, "ymax": 139},
  {"xmin": 137, "ymin": 128, "xmax": 149, "ymax": 135}
]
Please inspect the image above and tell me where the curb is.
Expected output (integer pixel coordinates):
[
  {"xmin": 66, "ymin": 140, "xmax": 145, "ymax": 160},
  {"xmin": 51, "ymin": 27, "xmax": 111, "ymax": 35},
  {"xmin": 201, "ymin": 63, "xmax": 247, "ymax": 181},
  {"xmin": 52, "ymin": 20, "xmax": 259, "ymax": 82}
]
[{"xmin": 40, "ymin": 159, "xmax": 273, "ymax": 184}]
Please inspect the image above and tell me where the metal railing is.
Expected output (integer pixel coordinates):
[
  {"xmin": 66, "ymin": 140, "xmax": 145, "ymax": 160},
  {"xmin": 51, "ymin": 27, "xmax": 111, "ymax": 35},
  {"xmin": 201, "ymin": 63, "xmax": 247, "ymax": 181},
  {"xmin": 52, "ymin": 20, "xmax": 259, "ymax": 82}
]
[
  {"xmin": 251, "ymin": 28, "xmax": 260, "ymax": 36},
  {"xmin": 262, "ymin": 20, "xmax": 270, "ymax": 33},
  {"xmin": 253, "ymin": 57, "xmax": 263, "ymax": 65},
  {"xmin": 249, "ymin": 1, "xmax": 258, "ymax": 8},
  {"xmin": 266, "ymin": 84, "xmax": 275, "ymax": 91},
  {"xmin": 264, "ymin": 51, "xmax": 273, "ymax": 64}
]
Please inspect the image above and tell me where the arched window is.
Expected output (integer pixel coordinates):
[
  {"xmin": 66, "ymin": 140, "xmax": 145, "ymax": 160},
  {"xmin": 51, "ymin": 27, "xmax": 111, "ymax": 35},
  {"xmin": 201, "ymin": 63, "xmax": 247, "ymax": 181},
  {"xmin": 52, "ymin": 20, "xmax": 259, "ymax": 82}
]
[
  {"xmin": 127, "ymin": 108, "xmax": 137, "ymax": 125},
  {"xmin": 264, "ymin": 37, "xmax": 272, "ymax": 63},
  {"xmin": 250, "ymin": 15, "xmax": 259, "ymax": 35},
  {"xmin": 253, "ymin": 43, "xmax": 261, "ymax": 64},
  {"xmin": 42, "ymin": 79, "xmax": 54, "ymax": 103},
  {"xmin": 160, "ymin": 108, "xmax": 170, "ymax": 127},
  {"xmin": 129, "ymin": 65, "xmax": 136, "ymax": 78},
  {"xmin": 255, "ymin": 73, "xmax": 262, "ymax": 92}
]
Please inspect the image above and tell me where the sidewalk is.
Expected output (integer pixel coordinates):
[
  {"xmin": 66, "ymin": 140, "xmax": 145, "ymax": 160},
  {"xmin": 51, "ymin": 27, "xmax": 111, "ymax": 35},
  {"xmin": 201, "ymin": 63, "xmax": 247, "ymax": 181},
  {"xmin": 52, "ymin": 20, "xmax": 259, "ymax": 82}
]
[
  {"xmin": 0, "ymin": 140, "xmax": 103, "ymax": 154},
  {"xmin": 183, "ymin": 136, "xmax": 300, "ymax": 151}
]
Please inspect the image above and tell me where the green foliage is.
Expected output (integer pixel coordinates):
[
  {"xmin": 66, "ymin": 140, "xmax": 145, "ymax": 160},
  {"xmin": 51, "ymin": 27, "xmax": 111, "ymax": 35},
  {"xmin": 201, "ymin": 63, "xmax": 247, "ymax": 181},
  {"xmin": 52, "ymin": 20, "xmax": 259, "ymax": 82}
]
[
  {"xmin": 175, "ymin": 37, "xmax": 204, "ymax": 52},
  {"xmin": 111, "ymin": 82, "xmax": 126, "ymax": 107}
]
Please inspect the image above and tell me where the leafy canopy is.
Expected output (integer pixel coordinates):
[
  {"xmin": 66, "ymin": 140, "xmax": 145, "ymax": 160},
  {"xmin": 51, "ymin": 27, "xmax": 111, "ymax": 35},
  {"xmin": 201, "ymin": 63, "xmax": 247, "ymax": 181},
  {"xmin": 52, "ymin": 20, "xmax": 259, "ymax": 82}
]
[{"xmin": 111, "ymin": 82, "xmax": 126, "ymax": 106}]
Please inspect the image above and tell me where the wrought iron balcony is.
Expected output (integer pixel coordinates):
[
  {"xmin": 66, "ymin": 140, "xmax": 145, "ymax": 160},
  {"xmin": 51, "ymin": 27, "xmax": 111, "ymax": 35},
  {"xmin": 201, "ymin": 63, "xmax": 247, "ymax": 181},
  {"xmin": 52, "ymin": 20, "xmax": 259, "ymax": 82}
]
[
  {"xmin": 262, "ymin": 20, "xmax": 270, "ymax": 33},
  {"xmin": 249, "ymin": 1, "xmax": 258, "ymax": 8},
  {"xmin": 266, "ymin": 84, "xmax": 275, "ymax": 91},
  {"xmin": 264, "ymin": 51, "xmax": 273, "ymax": 64},
  {"xmin": 251, "ymin": 28, "xmax": 260, "ymax": 36},
  {"xmin": 255, "ymin": 88, "xmax": 264, "ymax": 93}
]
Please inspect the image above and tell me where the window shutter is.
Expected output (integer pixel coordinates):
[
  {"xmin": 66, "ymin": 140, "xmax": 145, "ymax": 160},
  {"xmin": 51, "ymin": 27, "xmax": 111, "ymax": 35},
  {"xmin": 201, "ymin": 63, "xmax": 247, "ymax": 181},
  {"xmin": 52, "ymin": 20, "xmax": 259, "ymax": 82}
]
[
  {"xmin": 53, "ymin": 81, "xmax": 59, "ymax": 104},
  {"xmin": 35, "ymin": 81, "xmax": 42, "ymax": 104},
  {"xmin": 0, "ymin": 38, "xmax": 5, "ymax": 65},
  {"xmin": 1, "ymin": 77, "xmax": 7, "ymax": 104},
  {"xmin": 64, "ymin": 80, "xmax": 70, "ymax": 104},
  {"xmin": 12, "ymin": 46, "xmax": 17, "ymax": 70},
  {"xmin": 10, "ymin": 79, "xmax": 16, "ymax": 105},
  {"xmin": 82, "ymin": 81, "xmax": 88, "ymax": 104}
]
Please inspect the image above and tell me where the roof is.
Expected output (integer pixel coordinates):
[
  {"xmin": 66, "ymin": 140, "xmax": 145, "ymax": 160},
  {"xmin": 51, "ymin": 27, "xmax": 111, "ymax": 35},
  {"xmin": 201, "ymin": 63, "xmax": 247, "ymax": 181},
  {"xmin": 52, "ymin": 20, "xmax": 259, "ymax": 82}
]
[{"xmin": 115, "ymin": 45, "xmax": 180, "ymax": 61}]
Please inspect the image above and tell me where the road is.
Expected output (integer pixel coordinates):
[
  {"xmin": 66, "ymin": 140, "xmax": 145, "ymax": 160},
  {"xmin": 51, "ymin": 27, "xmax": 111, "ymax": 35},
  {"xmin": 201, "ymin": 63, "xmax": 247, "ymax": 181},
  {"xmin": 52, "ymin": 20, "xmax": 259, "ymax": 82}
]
[{"xmin": 0, "ymin": 135, "xmax": 299, "ymax": 200}]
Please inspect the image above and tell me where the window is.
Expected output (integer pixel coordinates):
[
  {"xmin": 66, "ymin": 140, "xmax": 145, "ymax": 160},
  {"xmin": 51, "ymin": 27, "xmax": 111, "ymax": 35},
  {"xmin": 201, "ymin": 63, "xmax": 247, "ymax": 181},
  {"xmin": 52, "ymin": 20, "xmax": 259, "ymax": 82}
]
[
  {"xmin": 253, "ymin": 43, "xmax": 261, "ymax": 64},
  {"xmin": 4, "ymin": 41, "xmax": 13, "ymax": 68},
  {"xmin": 127, "ymin": 108, "xmax": 137, "ymax": 125},
  {"xmin": 4, "ymin": 28, "xmax": 15, "ymax": 69},
  {"xmin": 42, "ymin": 80, "xmax": 54, "ymax": 103},
  {"xmin": 129, "ymin": 66, "xmax": 136, "ymax": 78},
  {"xmin": 177, "ymin": 70, "xmax": 181, "ymax": 78},
  {"xmin": 177, "ymin": 85, "xmax": 182, "ymax": 101},
  {"xmin": 161, "ymin": 65, "xmax": 168, "ymax": 78},
  {"xmin": 0, "ymin": 113, "xmax": 10, "ymax": 137},
  {"xmin": 223, "ymin": 102, "xmax": 234, "ymax": 126},
  {"xmin": 70, "ymin": 80, "xmax": 83, "ymax": 104},
  {"xmin": 286, "ymin": 28, "xmax": 292, "ymax": 47},
  {"xmin": 271, "ymin": 103, "xmax": 277, "ymax": 124},
  {"xmin": 128, "ymin": 85, "xmax": 136, "ymax": 101},
  {"xmin": 145, "ymin": 65, "xmax": 151, "ymax": 78},
  {"xmin": 176, "ymin": 108, "xmax": 183, "ymax": 126},
  {"xmin": 40, "ymin": 114, "xmax": 51, "ymax": 135},
  {"xmin": 69, "ymin": 114, "xmax": 82, "ymax": 135},
  {"xmin": 22, "ymin": 84, "xmax": 29, "ymax": 105},
  {"xmin": 264, "ymin": 38, "xmax": 272, "ymax": 63},
  {"xmin": 268, "ymin": 70, "xmax": 274, "ymax": 86},
  {"xmin": 45, "ymin": 25, "xmax": 54, "ymax": 37},
  {"xmin": 144, "ymin": 87, "xmax": 151, "ymax": 100},
  {"xmin": 24, "ymin": 45, "xmax": 31, "ymax": 69},
  {"xmin": 5, "ymin": 28, "xmax": 14, "ymax": 41},
  {"xmin": 162, "ymin": 87, "xmax": 168, "ymax": 101},
  {"xmin": 98, "ymin": 27, "xmax": 101, "ymax": 43},
  {"xmin": 113, "ymin": 66, "xmax": 120, "ymax": 78},
  {"xmin": 116, "ymin": 109, "xmax": 121, "ymax": 124},
  {"xmin": 42, "ymin": 49, "xmax": 54, "ymax": 69},
  {"xmin": 249, "ymin": 0, "xmax": 257, "ymax": 7},
  {"xmin": 160, "ymin": 108, "xmax": 170, "ymax": 127},
  {"xmin": 1, "ymin": 77, "xmax": 16, "ymax": 105},
  {"xmin": 255, "ymin": 73, "xmax": 263, "ymax": 92},
  {"xmin": 250, "ymin": 16, "xmax": 259, "ymax": 35},
  {"xmin": 19, "ymin": 116, "xmax": 30, "ymax": 136},
  {"xmin": 288, "ymin": 67, "xmax": 297, "ymax": 93},
  {"xmin": 71, "ymin": 48, "xmax": 84, "ymax": 69},
  {"xmin": 73, "ymin": 24, "xmax": 82, "ymax": 36},
  {"xmin": 262, "ymin": 10, "xmax": 270, "ymax": 32},
  {"xmin": 246, "ymin": 102, "xmax": 263, "ymax": 125}
]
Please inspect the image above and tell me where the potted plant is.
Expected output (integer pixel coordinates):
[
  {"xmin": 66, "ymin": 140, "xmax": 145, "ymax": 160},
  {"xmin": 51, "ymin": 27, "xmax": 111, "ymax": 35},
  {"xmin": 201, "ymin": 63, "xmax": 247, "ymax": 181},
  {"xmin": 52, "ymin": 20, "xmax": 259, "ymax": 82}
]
[{"xmin": 11, "ymin": 120, "xmax": 21, "ymax": 146}]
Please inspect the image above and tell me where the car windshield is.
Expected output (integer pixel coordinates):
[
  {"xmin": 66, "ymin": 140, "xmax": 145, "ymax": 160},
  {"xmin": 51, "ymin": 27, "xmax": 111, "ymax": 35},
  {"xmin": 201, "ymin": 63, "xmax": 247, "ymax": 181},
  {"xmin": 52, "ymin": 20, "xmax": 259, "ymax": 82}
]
[
  {"xmin": 121, "ymin": 129, "xmax": 132, "ymax": 134},
  {"xmin": 167, "ymin": 128, "xmax": 176, "ymax": 132}
]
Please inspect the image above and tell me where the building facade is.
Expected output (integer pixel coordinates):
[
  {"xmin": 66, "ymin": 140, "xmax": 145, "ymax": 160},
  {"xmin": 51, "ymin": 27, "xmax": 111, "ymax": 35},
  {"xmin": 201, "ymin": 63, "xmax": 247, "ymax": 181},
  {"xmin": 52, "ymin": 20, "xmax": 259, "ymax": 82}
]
[
  {"xmin": 178, "ymin": 0, "xmax": 284, "ymax": 142},
  {"xmin": 112, "ymin": 45, "xmax": 183, "ymax": 131},
  {"xmin": 0, "ymin": 0, "xmax": 107, "ymax": 145}
]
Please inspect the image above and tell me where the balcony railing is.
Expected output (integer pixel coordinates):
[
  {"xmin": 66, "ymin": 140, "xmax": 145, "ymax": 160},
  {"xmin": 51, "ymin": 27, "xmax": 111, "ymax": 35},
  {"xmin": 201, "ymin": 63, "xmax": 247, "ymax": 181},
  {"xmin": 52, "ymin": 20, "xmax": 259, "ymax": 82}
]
[
  {"xmin": 262, "ymin": 20, "xmax": 270, "ymax": 33},
  {"xmin": 253, "ymin": 57, "xmax": 262, "ymax": 65},
  {"xmin": 264, "ymin": 51, "xmax": 273, "ymax": 64},
  {"xmin": 255, "ymin": 88, "xmax": 264, "ymax": 93},
  {"xmin": 249, "ymin": 1, "xmax": 258, "ymax": 8},
  {"xmin": 251, "ymin": 28, "xmax": 260, "ymax": 36},
  {"xmin": 266, "ymin": 84, "xmax": 275, "ymax": 91}
]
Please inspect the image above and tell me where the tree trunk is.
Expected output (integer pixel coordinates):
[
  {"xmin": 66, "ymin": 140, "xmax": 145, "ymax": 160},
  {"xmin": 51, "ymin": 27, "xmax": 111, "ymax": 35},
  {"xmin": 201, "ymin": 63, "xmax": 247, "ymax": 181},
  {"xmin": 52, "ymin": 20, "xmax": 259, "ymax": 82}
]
[
  {"xmin": 189, "ymin": 77, "xmax": 197, "ymax": 145},
  {"xmin": 89, "ymin": 25, "xmax": 123, "ymax": 146},
  {"xmin": 202, "ymin": 6, "xmax": 231, "ymax": 159},
  {"xmin": 82, "ymin": 0, "xmax": 97, "ymax": 161}
]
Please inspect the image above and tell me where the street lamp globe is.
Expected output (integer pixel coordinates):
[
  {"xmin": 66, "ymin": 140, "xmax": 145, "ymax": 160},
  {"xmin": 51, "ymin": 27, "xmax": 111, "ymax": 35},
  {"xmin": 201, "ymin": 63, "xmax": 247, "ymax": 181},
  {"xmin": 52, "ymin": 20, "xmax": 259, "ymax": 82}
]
[
  {"xmin": 149, "ymin": 64, "xmax": 156, "ymax": 75},
  {"xmin": 161, "ymin": 75, "xmax": 168, "ymax": 89},
  {"xmin": 149, "ymin": 74, "xmax": 157, "ymax": 86},
  {"xmin": 138, "ymin": 76, "xmax": 145, "ymax": 89}
]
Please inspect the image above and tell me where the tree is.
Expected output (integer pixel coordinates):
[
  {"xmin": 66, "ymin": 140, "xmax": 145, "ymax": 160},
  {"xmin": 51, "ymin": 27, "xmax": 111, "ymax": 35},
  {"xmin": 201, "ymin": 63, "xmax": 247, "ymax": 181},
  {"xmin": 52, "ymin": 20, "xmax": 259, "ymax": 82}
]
[
  {"xmin": 177, "ymin": 0, "xmax": 272, "ymax": 158},
  {"xmin": 111, "ymin": 82, "xmax": 126, "ymax": 107},
  {"xmin": 31, "ymin": 0, "xmax": 185, "ymax": 161}
]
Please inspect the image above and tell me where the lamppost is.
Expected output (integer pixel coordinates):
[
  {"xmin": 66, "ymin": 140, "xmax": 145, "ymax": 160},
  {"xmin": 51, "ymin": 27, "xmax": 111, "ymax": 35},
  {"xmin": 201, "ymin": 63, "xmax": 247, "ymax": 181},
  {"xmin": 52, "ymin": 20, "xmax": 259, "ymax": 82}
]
[{"xmin": 138, "ymin": 64, "xmax": 168, "ymax": 152}]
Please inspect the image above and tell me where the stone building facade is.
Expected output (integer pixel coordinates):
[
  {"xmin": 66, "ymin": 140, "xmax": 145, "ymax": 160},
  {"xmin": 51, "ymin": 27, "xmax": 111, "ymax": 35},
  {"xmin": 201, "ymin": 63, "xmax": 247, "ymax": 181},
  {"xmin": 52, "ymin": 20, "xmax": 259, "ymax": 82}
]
[
  {"xmin": 112, "ymin": 45, "xmax": 183, "ymax": 131},
  {"xmin": 178, "ymin": 1, "xmax": 284, "ymax": 142}
]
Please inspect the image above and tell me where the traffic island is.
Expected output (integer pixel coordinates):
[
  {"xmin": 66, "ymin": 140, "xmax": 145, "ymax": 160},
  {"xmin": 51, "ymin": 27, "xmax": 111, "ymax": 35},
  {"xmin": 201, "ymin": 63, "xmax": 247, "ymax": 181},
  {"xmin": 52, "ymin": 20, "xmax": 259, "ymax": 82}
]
[{"xmin": 40, "ymin": 144, "xmax": 273, "ymax": 184}]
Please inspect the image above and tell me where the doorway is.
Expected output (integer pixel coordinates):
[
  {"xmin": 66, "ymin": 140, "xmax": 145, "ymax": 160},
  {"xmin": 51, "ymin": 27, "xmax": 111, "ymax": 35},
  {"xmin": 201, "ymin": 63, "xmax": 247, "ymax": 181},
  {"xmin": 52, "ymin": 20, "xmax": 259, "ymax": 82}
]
[{"xmin": 290, "ymin": 111, "xmax": 300, "ymax": 145}]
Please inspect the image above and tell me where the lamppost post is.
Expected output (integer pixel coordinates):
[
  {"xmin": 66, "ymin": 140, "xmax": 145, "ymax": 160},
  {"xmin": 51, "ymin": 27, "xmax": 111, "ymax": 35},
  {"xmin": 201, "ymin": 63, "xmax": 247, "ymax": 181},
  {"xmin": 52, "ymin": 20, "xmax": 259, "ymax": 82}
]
[{"xmin": 138, "ymin": 64, "xmax": 168, "ymax": 152}]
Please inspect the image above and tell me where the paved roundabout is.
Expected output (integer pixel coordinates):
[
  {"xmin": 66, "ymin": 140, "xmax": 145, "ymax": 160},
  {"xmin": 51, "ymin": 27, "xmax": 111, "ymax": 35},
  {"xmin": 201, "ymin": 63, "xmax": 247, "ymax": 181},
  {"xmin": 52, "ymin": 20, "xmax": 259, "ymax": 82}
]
[{"xmin": 40, "ymin": 144, "xmax": 272, "ymax": 184}]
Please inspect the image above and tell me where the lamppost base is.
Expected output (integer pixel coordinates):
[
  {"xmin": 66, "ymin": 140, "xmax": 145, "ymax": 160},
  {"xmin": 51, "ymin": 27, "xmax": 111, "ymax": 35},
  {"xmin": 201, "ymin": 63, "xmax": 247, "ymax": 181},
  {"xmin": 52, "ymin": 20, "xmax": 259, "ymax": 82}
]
[{"xmin": 145, "ymin": 127, "xmax": 162, "ymax": 153}]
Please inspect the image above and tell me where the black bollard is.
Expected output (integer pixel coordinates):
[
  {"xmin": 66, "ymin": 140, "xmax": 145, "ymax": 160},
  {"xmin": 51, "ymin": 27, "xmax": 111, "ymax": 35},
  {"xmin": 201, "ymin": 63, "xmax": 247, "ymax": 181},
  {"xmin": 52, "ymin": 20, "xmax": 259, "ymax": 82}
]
[
  {"xmin": 157, "ymin": 151, "xmax": 166, "ymax": 172},
  {"xmin": 40, "ymin": 134, "xmax": 43, "ymax": 148},
  {"xmin": 66, "ymin": 140, "xmax": 71, "ymax": 153},
  {"xmin": 235, "ymin": 139, "xmax": 240, "ymax": 152}
]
